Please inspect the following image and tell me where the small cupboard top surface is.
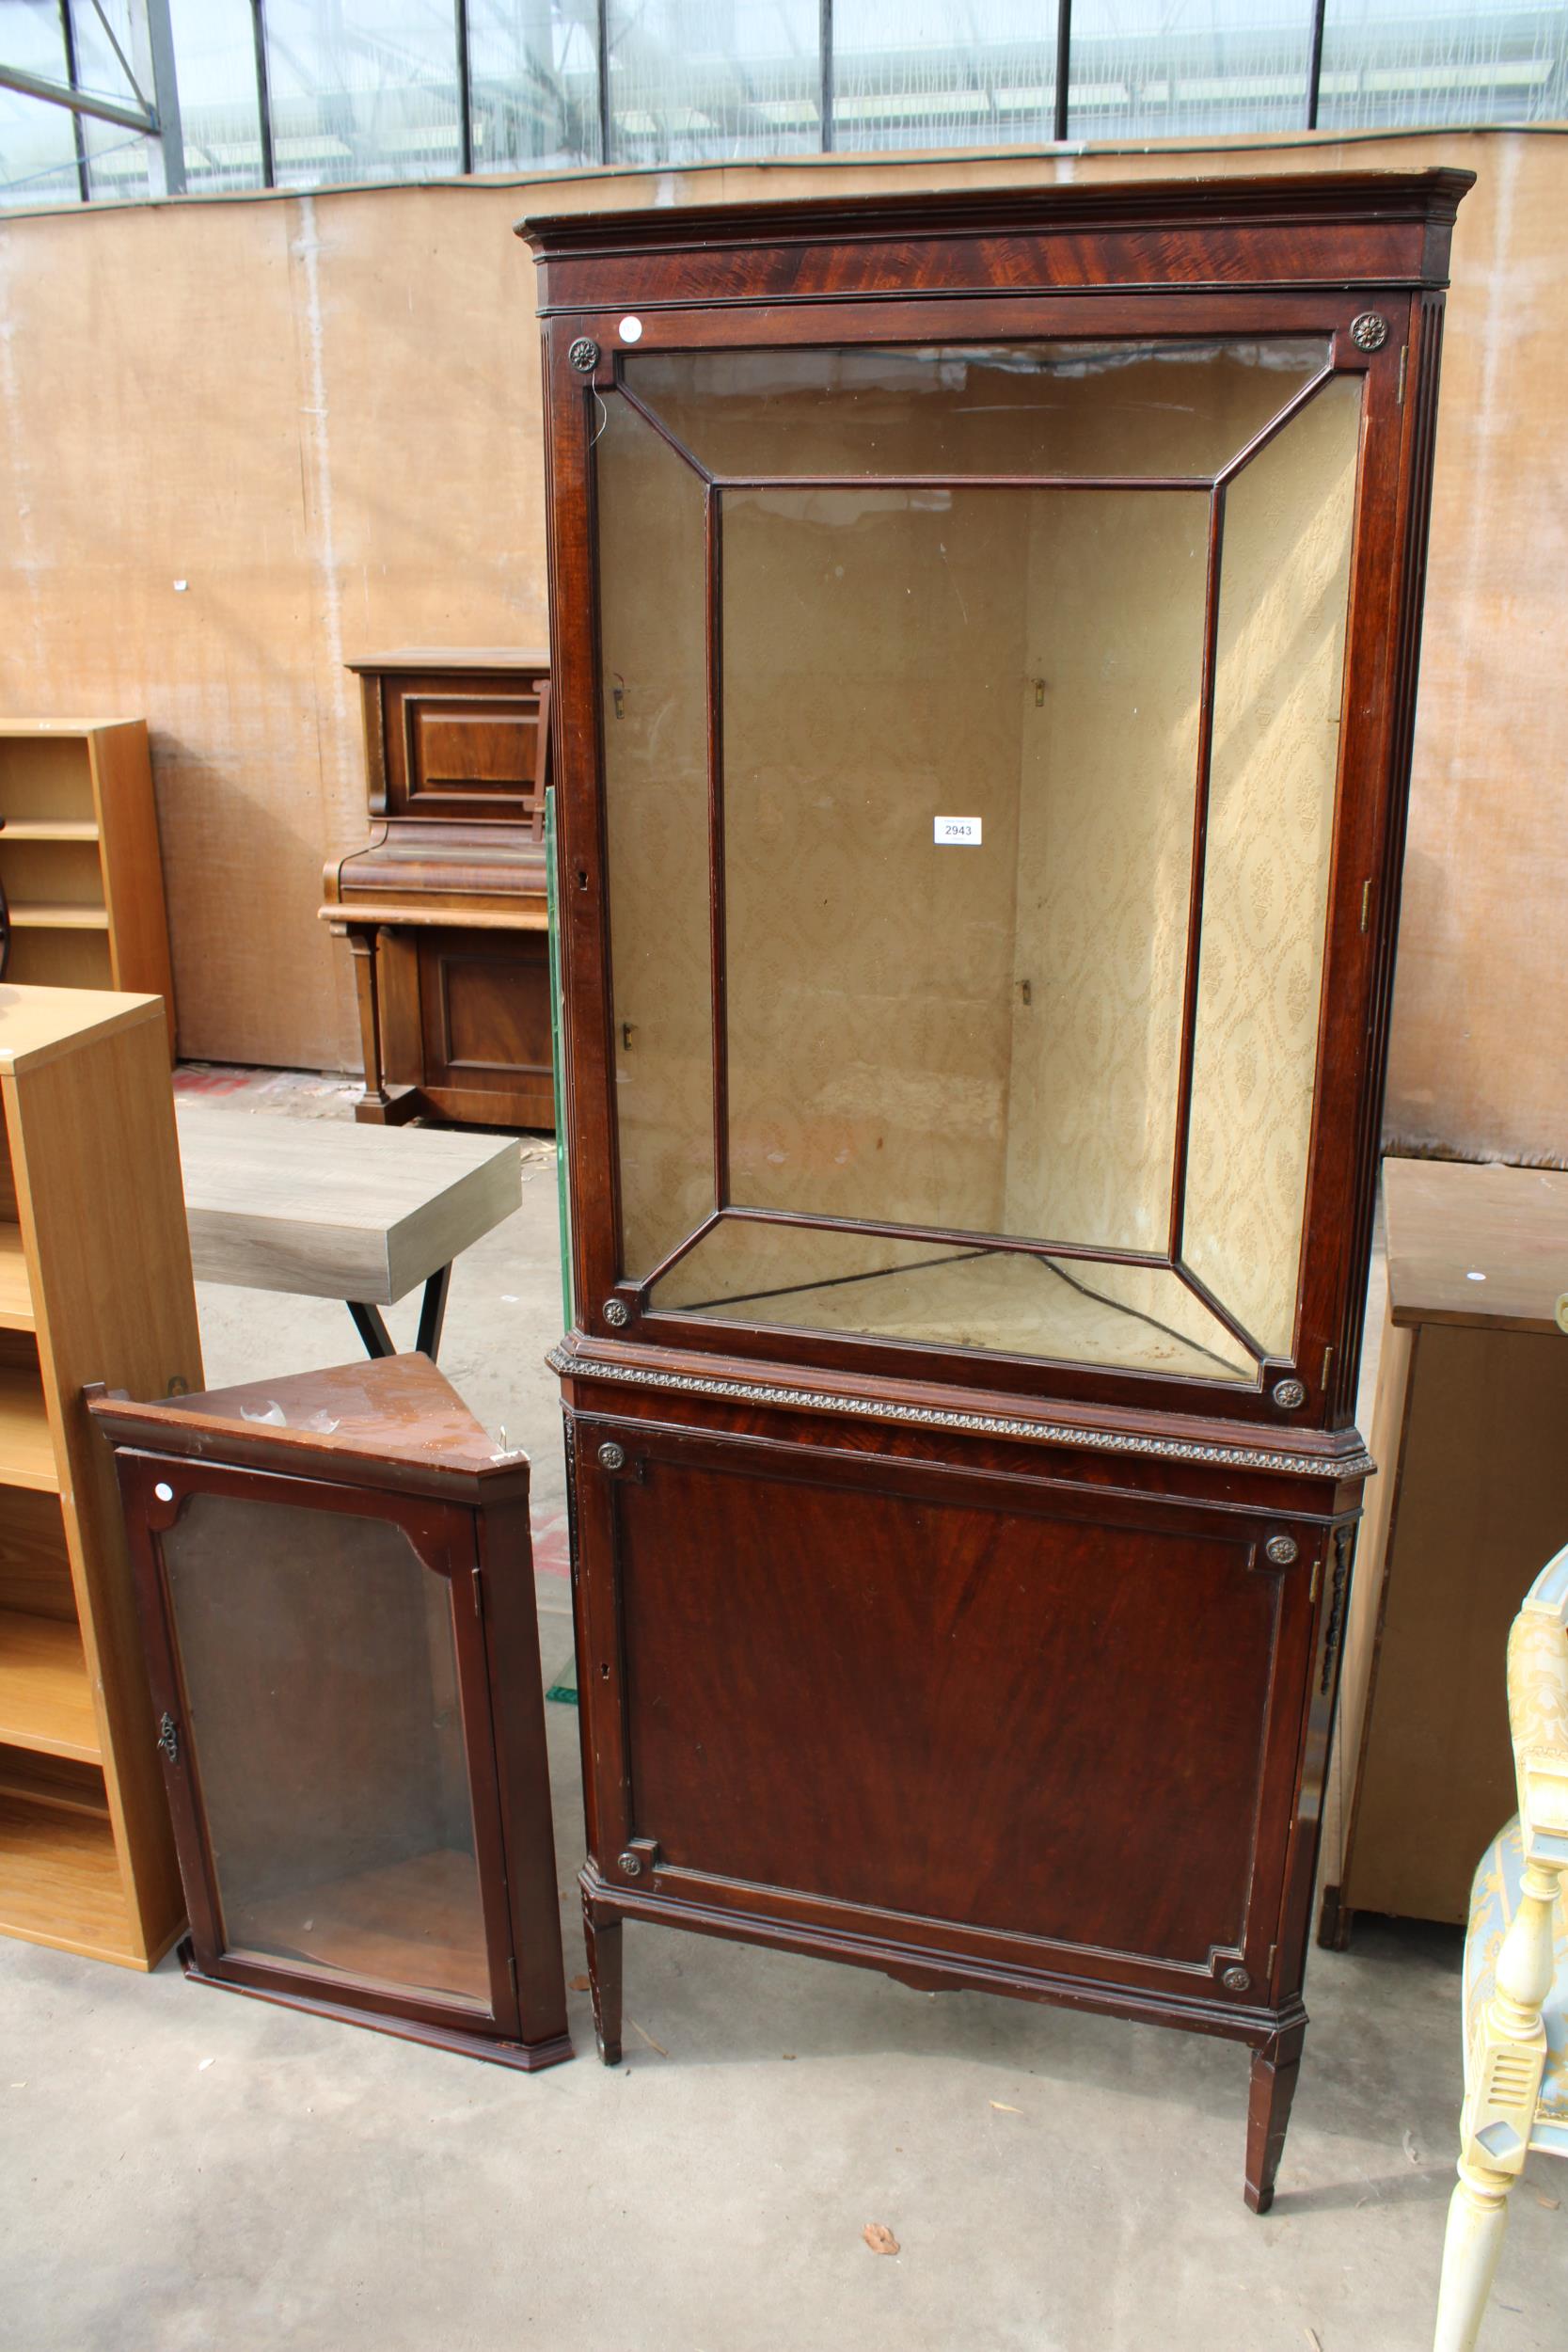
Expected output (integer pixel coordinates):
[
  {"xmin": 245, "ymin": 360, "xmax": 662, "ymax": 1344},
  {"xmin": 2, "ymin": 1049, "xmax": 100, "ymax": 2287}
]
[
  {"xmin": 90, "ymin": 1353, "xmax": 528, "ymax": 1503},
  {"xmin": 531, "ymin": 171, "xmax": 1469, "ymax": 1436}
]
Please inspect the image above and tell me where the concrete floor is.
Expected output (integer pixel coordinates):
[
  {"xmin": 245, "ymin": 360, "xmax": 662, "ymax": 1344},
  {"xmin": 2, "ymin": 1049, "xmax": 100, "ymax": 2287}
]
[{"xmin": 3, "ymin": 1074, "xmax": 1562, "ymax": 2351}]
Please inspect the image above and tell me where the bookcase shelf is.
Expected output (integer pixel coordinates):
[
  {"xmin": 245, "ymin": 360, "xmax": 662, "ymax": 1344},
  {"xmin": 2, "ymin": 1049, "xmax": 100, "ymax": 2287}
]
[
  {"xmin": 9, "ymin": 903, "xmax": 110, "ymax": 930},
  {"xmin": 0, "ymin": 1790, "xmax": 135, "ymax": 1964},
  {"xmin": 2, "ymin": 819, "xmax": 101, "ymax": 844},
  {"xmin": 0, "ymin": 1745, "xmax": 108, "ymax": 1818},
  {"xmin": 0, "ymin": 1227, "xmax": 35, "ymax": 1331},
  {"xmin": 0, "ymin": 1611, "xmax": 99, "ymax": 1760},
  {"xmin": 0, "ymin": 723, "xmax": 175, "ymax": 1050},
  {"xmin": 0, "ymin": 987, "xmax": 203, "ymax": 1968},
  {"xmin": 0, "ymin": 1369, "xmax": 59, "ymax": 1492}
]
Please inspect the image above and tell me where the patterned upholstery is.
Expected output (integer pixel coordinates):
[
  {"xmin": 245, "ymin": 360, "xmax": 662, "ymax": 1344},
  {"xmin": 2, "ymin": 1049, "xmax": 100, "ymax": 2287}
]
[{"xmin": 1465, "ymin": 1817, "xmax": 1568, "ymax": 2156}]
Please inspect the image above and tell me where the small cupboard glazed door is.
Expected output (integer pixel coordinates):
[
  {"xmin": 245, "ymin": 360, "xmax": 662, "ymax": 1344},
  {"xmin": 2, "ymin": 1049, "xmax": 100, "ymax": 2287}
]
[
  {"xmin": 126, "ymin": 1457, "xmax": 521, "ymax": 2037},
  {"xmin": 577, "ymin": 1422, "xmax": 1321, "ymax": 2003}
]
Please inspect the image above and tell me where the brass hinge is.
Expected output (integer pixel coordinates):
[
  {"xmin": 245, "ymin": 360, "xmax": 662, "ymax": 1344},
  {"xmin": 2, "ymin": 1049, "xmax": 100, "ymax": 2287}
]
[
  {"xmin": 1309, "ymin": 1555, "xmax": 1323, "ymax": 1604},
  {"xmin": 1266, "ymin": 1942, "xmax": 1278, "ymax": 1979},
  {"xmin": 507, "ymin": 1952, "xmax": 518, "ymax": 1999},
  {"xmin": 471, "ymin": 1566, "xmax": 483, "ymax": 1618},
  {"xmin": 1397, "ymin": 344, "xmax": 1408, "ymax": 405}
]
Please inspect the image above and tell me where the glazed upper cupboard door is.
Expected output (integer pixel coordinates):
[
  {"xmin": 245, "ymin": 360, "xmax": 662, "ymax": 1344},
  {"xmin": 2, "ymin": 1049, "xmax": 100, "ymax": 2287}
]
[
  {"xmin": 122, "ymin": 1454, "xmax": 522, "ymax": 2040},
  {"xmin": 553, "ymin": 290, "xmax": 1432, "ymax": 1431}
]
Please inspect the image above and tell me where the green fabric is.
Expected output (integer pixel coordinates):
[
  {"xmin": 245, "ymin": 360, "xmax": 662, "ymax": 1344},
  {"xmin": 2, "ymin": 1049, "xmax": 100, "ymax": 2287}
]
[{"xmin": 545, "ymin": 785, "xmax": 574, "ymax": 1333}]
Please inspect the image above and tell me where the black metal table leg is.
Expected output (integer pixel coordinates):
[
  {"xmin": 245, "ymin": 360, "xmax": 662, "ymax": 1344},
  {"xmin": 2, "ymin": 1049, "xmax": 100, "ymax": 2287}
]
[
  {"xmin": 345, "ymin": 1264, "xmax": 451, "ymax": 1361},
  {"xmin": 346, "ymin": 1299, "xmax": 395, "ymax": 1358},
  {"xmin": 416, "ymin": 1262, "xmax": 452, "ymax": 1360}
]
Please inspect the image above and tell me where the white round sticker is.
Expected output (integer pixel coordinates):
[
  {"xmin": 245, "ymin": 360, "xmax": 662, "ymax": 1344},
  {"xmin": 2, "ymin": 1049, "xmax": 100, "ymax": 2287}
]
[
  {"xmin": 154, "ymin": 1482, "xmax": 174, "ymax": 1502},
  {"xmin": 619, "ymin": 315, "xmax": 643, "ymax": 343}
]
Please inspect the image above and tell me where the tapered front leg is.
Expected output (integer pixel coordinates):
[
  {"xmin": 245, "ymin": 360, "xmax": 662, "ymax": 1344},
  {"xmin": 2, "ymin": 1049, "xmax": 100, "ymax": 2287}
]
[
  {"xmin": 1244, "ymin": 2025, "xmax": 1306, "ymax": 2212},
  {"xmin": 1433, "ymin": 2157, "xmax": 1513, "ymax": 2352},
  {"xmin": 582, "ymin": 1893, "xmax": 624, "ymax": 2066}
]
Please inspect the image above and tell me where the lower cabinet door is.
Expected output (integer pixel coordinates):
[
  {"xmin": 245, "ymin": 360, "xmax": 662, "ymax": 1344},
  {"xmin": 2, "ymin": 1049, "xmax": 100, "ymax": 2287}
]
[
  {"xmin": 580, "ymin": 1423, "xmax": 1317, "ymax": 2001},
  {"xmin": 126, "ymin": 1457, "xmax": 523, "ymax": 2040}
]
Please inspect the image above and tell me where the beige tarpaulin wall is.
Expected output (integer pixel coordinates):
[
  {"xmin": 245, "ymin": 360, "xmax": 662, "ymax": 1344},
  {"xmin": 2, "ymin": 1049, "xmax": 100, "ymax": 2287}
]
[{"xmin": 0, "ymin": 131, "xmax": 1557, "ymax": 1167}]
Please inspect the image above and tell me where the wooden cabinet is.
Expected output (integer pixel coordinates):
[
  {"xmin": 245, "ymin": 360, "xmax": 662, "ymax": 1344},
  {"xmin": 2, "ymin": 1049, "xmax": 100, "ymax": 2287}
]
[
  {"xmin": 0, "ymin": 986, "xmax": 201, "ymax": 1968},
  {"xmin": 0, "ymin": 722, "xmax": 176, "ymax": 1051},
  {"xmin": 88, "ymin": 1354, "xmax": 571, "ymax": 2069},
  {"xmin": 1322, "ymin": 1159, "xmax": 1568, "ymax": 1942},
  {"xmin": 526, "ymin": 169, "xmax": 1471, "ymax": 2207},
  {"xmin": 322, "ymin": 652, "xmax": 555, "ymax": 1131}
]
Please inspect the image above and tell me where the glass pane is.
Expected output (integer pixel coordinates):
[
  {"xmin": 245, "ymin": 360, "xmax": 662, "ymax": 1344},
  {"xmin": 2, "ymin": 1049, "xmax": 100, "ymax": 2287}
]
[
  {"xmin": 1318, "ymin": 0, "xmax": 1568, "ymax": 127},
  {"xmin": 652, "ymin": 1222, "xmax": 1255, "ymax": 1378},
  {"xmin": 1069, "ymin": 0, "xmax": 1313, "ymax": 139},
  {"xmin": 0, "ymin": 4, "xmax": 79, "ymax": 209},
  {"xmin": 263, "ymin": 0, "xmax": 463, "ymax": 188},
  {"xmin": 1183, "ymin": 376, "xmax": 1360, "ymax": 1361},
  {"xmin": 625, "ymin": 340, "xmax": 1331, "ymax": 480},
  {"xmin": 832, "ymin": 0, "xmax": 1054, "ymax": 151},
  {"xmin": 606, "ymin": 0, "xmax": 822, "ymax": 164},
  {"xmin": 598, "ymin": 393, "xmax": 715, "ymax": 1279},
  {"xmin": 67, "ymin": 0, "xmax": 266, "ymax": 200},
  {"xmin": 66, "ymin": 0, "xmax": 146, "ymax": 199},
  {"xmin": 469, "ymin": 0, "xmax": 602, "ymax": 168},
  {"xmin": 163, "ymin": 1493, "xmax": 491, "ymax": 2010},
  {"xmin": 721, "ymin": 484, "xmax": 1207, "ymax": 1257},
  {"xmin": 169, "ymin": 0, "xmax": 266, "ymax": 194}
]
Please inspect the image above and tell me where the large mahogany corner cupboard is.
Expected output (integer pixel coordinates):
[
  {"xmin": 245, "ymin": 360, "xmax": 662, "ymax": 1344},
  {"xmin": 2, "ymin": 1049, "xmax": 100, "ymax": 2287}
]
[{"xmin": 524, "ymin": 170, "xmax": 1472, "ymax": 2208}]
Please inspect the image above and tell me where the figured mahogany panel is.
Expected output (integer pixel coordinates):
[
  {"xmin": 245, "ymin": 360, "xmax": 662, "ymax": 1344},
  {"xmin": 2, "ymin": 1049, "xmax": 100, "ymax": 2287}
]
[
  {"xmin": 611, "ymin": 1447, "xmax": 1285, "ymax": 1972},
  {"xmin": 419, "ymin": 930, "xmax": 552, "ymax": 1096},
  {"xmin": 370, "ymin": 671, "xmax": 548, "ymax": 828}
]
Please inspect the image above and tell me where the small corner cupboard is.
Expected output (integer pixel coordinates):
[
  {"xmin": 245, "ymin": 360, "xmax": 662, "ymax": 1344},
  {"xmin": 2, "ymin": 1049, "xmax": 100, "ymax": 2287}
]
[
  {"xmin": 0, "ymin": 984, "xmax": 201, "ymax": 1969},
  {"xmin": 523, "ymin": 170, "xmax": 1473, "ymax": 2207},
  {"xmin": 88, "ymin": 1354, "xmax": 571, "ymax": 2070},
  {"xmin": 321, "ymin": 652, "xmax": 556, "ymax": 1131},
  {"xmin": 0, "ymin": 722, "xmax": 177, "ymax": 1053}
]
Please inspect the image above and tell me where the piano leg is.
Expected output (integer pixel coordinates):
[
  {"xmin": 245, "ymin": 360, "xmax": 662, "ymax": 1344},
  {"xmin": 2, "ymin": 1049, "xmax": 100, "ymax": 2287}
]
[{"xmin": 341, "ymin": 923, "xmax": 418, "ymax": 1125}]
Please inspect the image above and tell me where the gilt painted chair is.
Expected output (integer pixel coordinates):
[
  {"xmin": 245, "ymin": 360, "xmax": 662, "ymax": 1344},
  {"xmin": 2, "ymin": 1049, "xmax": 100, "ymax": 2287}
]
[{"xmin": 1433, "ymin": 1542, "xmax": 1568, "ymax": 2350}]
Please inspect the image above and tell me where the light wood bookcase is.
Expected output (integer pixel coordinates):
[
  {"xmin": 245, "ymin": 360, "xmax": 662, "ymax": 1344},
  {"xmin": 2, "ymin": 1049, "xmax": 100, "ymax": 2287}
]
[
  {"xmin": 0, "ymin": 986, "xmax": 202, "ymax": 1967},
  {"xmin": 0, "ymin": 723, "xmax": 177, "ymax": 1051}
]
